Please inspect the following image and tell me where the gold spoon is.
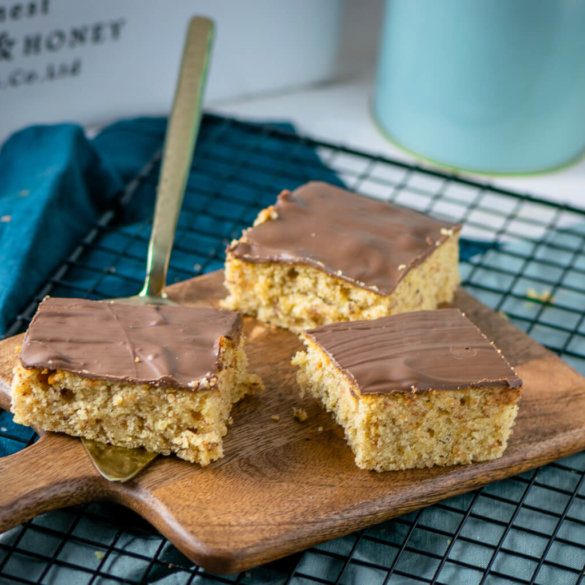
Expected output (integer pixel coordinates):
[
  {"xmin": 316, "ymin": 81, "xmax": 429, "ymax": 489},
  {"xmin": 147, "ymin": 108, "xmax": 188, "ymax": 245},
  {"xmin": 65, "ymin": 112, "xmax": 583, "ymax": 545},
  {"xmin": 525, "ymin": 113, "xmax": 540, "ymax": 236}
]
[{"xmin": 82, "ymin": 16, "xmax": 214, "ymax": 482}]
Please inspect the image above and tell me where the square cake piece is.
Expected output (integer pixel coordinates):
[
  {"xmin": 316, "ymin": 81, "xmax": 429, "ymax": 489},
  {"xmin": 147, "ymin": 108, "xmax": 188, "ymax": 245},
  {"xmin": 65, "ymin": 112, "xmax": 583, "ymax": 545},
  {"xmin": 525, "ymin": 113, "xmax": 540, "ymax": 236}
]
[
  {"xmin": 222, "ymin": 181, "xmax": 461, "ymax": 331},
  {"xmin": 292, "ymin": 309, "xmax": 521, "ymax": 471},
  {"xmin": 11, "ymin": 298, "xmax": 263, "ymax": 466}
]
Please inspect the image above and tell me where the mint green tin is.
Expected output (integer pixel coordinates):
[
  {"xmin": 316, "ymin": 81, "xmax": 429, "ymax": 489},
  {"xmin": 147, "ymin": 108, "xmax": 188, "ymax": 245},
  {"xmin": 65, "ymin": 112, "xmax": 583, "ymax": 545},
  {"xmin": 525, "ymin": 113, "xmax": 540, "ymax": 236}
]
[{"xmin": 374, "ymin": 0, "xmax": 585, "ymax": 175}]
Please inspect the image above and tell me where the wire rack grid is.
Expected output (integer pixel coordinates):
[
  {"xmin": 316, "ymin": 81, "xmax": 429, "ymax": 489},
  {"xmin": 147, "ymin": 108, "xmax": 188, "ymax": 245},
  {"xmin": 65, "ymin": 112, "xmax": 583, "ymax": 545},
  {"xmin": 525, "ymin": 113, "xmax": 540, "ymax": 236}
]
[{"xmin": 2, "ymin": 114, "xmax": 585, "ymax": 585}]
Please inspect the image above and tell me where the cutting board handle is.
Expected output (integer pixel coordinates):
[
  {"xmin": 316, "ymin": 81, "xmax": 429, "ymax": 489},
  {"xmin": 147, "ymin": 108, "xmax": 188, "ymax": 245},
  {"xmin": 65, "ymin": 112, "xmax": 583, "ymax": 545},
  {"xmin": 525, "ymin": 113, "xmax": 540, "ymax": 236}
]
[{"xmin": 0, "ymin": 434, "xmax": 101, "ymax": 532}]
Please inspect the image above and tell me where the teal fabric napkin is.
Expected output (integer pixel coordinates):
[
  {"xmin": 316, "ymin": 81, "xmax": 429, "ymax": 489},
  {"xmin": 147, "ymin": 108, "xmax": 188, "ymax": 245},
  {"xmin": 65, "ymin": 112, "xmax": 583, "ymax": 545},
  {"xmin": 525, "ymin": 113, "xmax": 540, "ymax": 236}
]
[
  {"xmin": 0, "ymin": 119, "xmax": 167, "ymax": 336},
  {"xmin": 0, "ymin": 125, "xmax": 119, "ymax": 335}
]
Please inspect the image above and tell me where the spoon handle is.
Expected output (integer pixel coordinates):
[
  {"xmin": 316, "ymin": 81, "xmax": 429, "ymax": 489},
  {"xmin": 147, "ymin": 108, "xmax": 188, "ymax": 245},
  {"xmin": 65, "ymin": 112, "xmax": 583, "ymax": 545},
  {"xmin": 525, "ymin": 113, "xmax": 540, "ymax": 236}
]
[{"xmin": 140, "ymin": 16, "xmax": 214, "ymax": 299}]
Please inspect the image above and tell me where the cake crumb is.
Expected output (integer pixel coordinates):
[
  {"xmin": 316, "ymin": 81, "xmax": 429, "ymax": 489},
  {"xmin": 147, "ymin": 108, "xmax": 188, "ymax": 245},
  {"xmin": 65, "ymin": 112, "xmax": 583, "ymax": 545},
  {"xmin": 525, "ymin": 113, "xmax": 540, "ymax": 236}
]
[
  {"xmin": 398, "ymin": 264, "xmax": 406, "ymax": 271},
  {"xmin": 95, "ymin": 550, "xmax": 105, "ymax": 560},
  {"xmin": 1, "ymin": 215, "xmax": 11, "ymax": 223},
  {"xmin": 526, "ymin": 287, "xmax": 555, "ymax": 305},
  {"xmin": 317, "ymin": 426, "xmax": 323, "ymax": 432},
  {"xmin": 293, "ymin": 407, "xmax": 308, "ymax": 422},
  {"xmin": 271, "ymin": 414, "xmax": 281, "ymax": 422},
  {"xmin": 441, "ymin": 227, "xmax": 454, "ymax": 236},
  {"xmin": 134, "ymin": 356, "xmax": 141, "ymax": 363}
]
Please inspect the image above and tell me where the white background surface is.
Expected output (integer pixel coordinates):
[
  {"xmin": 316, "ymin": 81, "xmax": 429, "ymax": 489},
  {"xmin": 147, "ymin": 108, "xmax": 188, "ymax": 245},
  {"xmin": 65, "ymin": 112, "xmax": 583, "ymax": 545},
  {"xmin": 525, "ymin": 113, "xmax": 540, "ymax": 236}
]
[
  {"xmin": 209, "ymin": 0, "xmax": 585, "ymax": 210},
  {"xmin": 0, "ymin": 0, "xmax": 342, "ymax": 142},
  {"xmin": 3, "ymin": 0, "xmax": 583, "ymax": 210}
]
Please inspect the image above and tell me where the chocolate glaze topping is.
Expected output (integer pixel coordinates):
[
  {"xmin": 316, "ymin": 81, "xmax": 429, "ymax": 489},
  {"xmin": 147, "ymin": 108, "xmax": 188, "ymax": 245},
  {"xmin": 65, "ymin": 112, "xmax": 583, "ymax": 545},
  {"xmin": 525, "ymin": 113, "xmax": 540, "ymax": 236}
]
[
  {"xmin": 20, "ymin": 298, "xmax": 243, "ymax": 390},
  {"xmin": 228, "ymin": 182, "xmax": 461, "ymax": 295},
  {"xmin": 304, "ymin": 309, "xmax": 521, "ymax": 395}
]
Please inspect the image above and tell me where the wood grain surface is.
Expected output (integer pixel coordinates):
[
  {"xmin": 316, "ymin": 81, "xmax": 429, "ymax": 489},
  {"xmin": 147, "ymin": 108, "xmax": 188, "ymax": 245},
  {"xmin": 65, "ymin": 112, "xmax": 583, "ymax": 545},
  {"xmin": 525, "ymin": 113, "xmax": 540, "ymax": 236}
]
[{"xmin": 1, "ymin": 270, "xmax": 585, "ymax": 574}]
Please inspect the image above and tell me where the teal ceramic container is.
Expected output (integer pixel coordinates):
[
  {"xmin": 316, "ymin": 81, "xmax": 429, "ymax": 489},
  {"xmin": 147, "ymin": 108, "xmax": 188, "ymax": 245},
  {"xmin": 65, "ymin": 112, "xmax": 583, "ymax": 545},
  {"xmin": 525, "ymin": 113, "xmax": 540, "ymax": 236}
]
[{"xmin": 374, "ymin": 0, "xmax": 585, "ymax": 174}]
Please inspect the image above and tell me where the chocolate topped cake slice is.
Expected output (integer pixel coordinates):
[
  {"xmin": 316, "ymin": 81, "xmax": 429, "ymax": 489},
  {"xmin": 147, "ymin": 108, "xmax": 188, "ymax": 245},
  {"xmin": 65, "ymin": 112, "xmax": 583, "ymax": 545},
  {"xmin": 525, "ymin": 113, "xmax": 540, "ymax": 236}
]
[
  {"xmin": 292, "ymin": 309, "xmax": 521, "ymax": 471},
  {"xmin": 11, "ymin": 298, "xmax": 263, "ymax": 465},
  {"xmin": 222, "ymin": 181, "xmax": 461, "ymax": 331}
]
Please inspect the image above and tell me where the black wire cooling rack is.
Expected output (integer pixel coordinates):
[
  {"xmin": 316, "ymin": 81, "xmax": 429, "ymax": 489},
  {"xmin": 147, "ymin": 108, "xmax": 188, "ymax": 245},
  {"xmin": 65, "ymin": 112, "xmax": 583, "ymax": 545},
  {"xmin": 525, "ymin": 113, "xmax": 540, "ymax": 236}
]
[{"xmin": 2, "ymin": 114, "xmax": 585, "ymax": 585}]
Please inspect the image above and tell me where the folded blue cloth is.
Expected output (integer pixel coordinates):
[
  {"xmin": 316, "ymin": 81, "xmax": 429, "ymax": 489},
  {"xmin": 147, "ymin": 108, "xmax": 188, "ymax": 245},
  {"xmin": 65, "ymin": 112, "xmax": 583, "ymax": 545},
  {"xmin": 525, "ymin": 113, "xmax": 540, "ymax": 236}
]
[
  {"xmin": 0, "ymin": 119, "xmax": 168, "ymax": 336},
  {"xmin": 0, "ymin": 125, "xmax": 117, "ymax": 335}
]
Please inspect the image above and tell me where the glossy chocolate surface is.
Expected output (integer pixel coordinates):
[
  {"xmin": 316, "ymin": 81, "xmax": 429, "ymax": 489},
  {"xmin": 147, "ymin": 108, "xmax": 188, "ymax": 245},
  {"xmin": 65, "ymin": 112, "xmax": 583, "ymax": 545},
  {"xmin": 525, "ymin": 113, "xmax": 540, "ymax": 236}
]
[
  {"xmin": 304, "ymin": 309, "xmax": 521, "ymax": 395},
  {"xmin": 228, "ymin": 182, "xmax": 461, "ymax": 295},
  {"xmin": 20, "ymin": 298, "xmax": 243, "ymax": 389}
]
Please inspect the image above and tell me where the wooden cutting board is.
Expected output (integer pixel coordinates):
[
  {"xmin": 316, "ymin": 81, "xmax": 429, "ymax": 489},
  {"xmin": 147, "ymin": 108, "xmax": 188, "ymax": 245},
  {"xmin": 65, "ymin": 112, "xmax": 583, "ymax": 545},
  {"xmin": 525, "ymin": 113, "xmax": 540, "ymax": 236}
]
[{"xmin": 1, "ymin": 270, "xmax": 585, "ymax": 574}]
